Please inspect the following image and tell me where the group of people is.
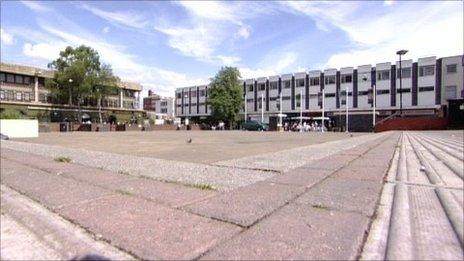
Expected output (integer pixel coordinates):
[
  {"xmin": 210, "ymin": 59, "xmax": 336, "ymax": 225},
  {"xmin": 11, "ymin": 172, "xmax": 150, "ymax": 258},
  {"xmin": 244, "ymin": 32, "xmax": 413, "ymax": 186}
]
[{"xmin": 283, "ymin": 121, "xmax": 328, "ymax": 132}]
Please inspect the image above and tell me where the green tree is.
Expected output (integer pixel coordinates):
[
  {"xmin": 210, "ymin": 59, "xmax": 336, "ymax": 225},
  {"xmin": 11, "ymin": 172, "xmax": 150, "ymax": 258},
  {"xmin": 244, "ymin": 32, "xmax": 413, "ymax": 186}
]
[
  {"xmin": 47, "ymin": 45, "xmax": 118, "ymax": 123},
  {"xmin": 207, "ymin": 67, "xmax": 243, "ymax": 129}
]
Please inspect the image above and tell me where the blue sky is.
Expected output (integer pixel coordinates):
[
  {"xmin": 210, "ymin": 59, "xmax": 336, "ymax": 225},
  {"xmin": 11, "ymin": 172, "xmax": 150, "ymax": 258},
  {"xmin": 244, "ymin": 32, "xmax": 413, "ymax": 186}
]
[{"xmin": 1, "ymin": 1, "xmax": 462, "ymax": 97}]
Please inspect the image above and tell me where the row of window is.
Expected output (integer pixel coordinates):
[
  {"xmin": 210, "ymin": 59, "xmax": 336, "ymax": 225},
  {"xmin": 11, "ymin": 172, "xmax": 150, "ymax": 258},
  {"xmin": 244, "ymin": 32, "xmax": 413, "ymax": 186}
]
[
  {"xmin": 0, "ymin": 72, "xmax": 45, "ymax": 85},
  {"xmin": 0, "ymin": 90, "xmax": 33, "ymax": 101}
]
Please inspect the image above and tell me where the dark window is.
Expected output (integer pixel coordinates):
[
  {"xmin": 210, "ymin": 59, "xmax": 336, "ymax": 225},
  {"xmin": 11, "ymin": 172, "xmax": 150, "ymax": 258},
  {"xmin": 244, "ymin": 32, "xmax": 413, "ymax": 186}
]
[
  {"xmin": 296, "ymin": 94, "xmax": 301, "ymax": 107},
  {"xmin": 418, "ymin": 86, "xmax": 434, "ymax": 92},
  {"xmin": 15, "ymin": 75, "xmax": 24, "ymax": 84},
  {"xmin": 24, "ymin": 76, "xmax": 31, "ymax": 84},
  {"xmin": 248, "ymin": 84, "xmax": 254, "ymax": 92},
  {"xmin": 6, "ymin": 74, "xmax": 14, "ymax": 83},
  {"xmin": 259, "ymin": 83, "xmax": 265, "ymax": 91},
  {"xmin": 446, "ymin": 64, "xmax": 457, "ymax": 73},
  {"xmin": 377, "ymin": 70, "xmax": 390, "ymax": 81},
  {"xmin": 284, "ymin": 80, "xmax": 291, "ymax": 88},
  {"xmin": 191, "ymin": 90, "xmax": 196, "ymax": 97},
  {"xmin": 310, "ymin": 77, "xmax": 320, "ymax": 86},
  {"xmin": 0, "ymin": 73, "xmax": 5, "ymax": 82},
  {"xmin": 325, "ymin": 75, "xmax": 335, "ymax": 85},
  {"xmin": 200, "ymin": 90, "xmax": 206, "ymax": 96},
  {"xmin": 376, "ymin": 90, "xmax": 390, "ymax": 95},
  {"xmin": 397, "ymin": 88, "xmax": 411, "ymax": 93},
  {"xmin": 358, "ymin": 91, "xmax": 369, "ymax": 96},
  {"xmin": 282, "ymin": 96, "xmax": 291, "ymax": 100},
  {"xmin": 358, "ymin": 73, "xmax": 370, "ymax": 82},
  {"xmin": 324, "ymin": 93, "xmax": 336, "ymax": 98},
  {"xmin": 38, "ymin": 77, "xmax": 45, "ymax": 86},
  {"xmin": 176, "ymin": 93, "xmax": 181, "ymax": 98},
  {"xmin": 341, "ymin": 74, "xmax": 352, "ymax": 83},
  {"xmin": 296, "ymin": 79, "xmax": 305, "ymax": 87},
  {"xmin": 270, "ymin": 82, "xmax": 278, "ymax": 90},
  {"xmin": 419, "ymin": 65, "xmax": 435, "ymax": 76},
  {"xmin": 397, "ymin": 67, "xmax": 411, "ymax": 78}
]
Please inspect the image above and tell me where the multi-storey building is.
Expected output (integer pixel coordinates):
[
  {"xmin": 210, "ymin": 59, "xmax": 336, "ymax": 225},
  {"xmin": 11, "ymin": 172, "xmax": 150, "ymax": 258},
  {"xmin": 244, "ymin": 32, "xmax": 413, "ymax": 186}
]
[
  {"xmin": 177, "ymin": 54, "xmax": 463, "ymax": 131},
  {"xmin": 0, "ymin": 62, "xmax": 143, "ymax": 122},
  {"xmin": 143, "ymin": 90, "xmax": 175, "ymax": 120}
]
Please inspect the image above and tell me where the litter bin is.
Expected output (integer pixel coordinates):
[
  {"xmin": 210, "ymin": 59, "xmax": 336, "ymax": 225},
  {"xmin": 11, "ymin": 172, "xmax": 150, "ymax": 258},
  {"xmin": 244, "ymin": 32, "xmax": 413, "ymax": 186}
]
[{"xmin": 60, "ymin": 122, "xmax": 70, "ymax": 132}]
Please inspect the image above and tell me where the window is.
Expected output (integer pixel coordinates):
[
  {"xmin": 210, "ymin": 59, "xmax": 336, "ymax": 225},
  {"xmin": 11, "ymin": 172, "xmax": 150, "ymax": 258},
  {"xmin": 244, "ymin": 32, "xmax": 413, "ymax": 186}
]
[
  {"xmin": 248, "ymin": 84, "xmax": 254, "ymax": 92},
  {"xmin": 191, "ymin": 90, "xmax": 196, "ymax": 97},
  {"xmin": 397, "ymin": 67, "xmax": 411, "ymax": 78},
  {"xmin": 341, "ymin": 74, "xmax": 352, "ymax": 83},
  {"xmin": 258, "ymin": 98, "xmax": 262, "ymax": 109},
  {"xmin": 296, "ymin": 94, "xmax": 301, "ymax": 107},
  {"xmin": 282, "ymin": 96, "xmax": 291, "ymax": 100},
  {"xmin": 177, "ymin": 93, "xmax": 181, "ymax": 99},
  {"xmin": 446, "ymin": 64, "xmax": 457, "ymax": 73},
  {"xmin": 0, "ymin": 90, "xmax": 4, "ymax": 100},
  {"xmin": 6, "ymin": 74, "xmax": 14, "ymax": 83},
  {"xmin": 161, "ymin": 108, "xmax": 167, "ymax": 113},
  {"xmin": 296, "ymin": 79, "xmax": 305, "ymax": 87},
  {"xmin": 0, "ymin": 73, "xmax": 5, "ymax": 82},
  {"xmin": 358, "ymin": 73, "xmax": 370, "ymax": 82},
  {"xmin": 324, "ymin": 93, "xmax": 336, "ymax": 98},
  {"xmin": 16, "ymin": 92, "xmax": 22, "ymax": 100},
  {"xmin": 445, "ymin": 86, "xmax": 457, "ymax": 99},
  {"xmin": 200, "ymin": 90, "xmax": 206, "ymax": 96},
  {"xmin": 38, "ymin": 77, "xmax": 45, "ymax": 86},
  {"xmin": 284, "ymin": 80, "xmax": 291, "ymax": 88},
  {"xmin": 310, "ymin": 77, "xmax": 320, "ymax": 86},
  {"xmin": 418, "ymin": 86, "xmax": 434, "ymax": 92},
  {"xmin": 24, "ymin": 76, "xmax": 31, "ymax": 85},
  {"xmin": 376, "ymin": 90, "xmax": 390, "ymax": 95},
  {"xmin": 325, "ymin": 75, "xmax": 335, "ymax": 85},
  {"xmin": 270, "ymin": 82, "xmax": 278, "ymax": 90},
  {"xmin": 259, "ymin": 83, "xmax": 265, "ymax": 91},
  {"xmin": 377, "ymin": 70, "xmax": 390, "ymax": 81},
  {"xmin": 397, "ymin": 88, "xmax": 411, "ymax": 93},
  {"xmin": 358, "ymin": 91, "xmax": 369, "ymax": 96},
  {"xmin": 15, "ymin": 75, "xmax": 24, "ymax": 84},
  {"xmin": 24, "ymin": 92, "xmax": 31, "ymax": 101},
  {"xmin": 419, "ymin": 65, "xmax": 435, "ymax": 76}
]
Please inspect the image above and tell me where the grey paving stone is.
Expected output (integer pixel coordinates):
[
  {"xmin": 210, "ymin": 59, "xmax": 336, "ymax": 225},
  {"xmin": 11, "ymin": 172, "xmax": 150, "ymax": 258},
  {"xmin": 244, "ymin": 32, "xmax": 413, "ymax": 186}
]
[
  {"xmin": 332, "ymin": 165, "xmax": 387, "ymax": 182},
  {"xmin": 58, "ymin": 195, "xmax": 241, "ymax": 260},
  {"xmin": 295, "ymin": 177, "xmax": 382, "ymax": 217},
  {"xmin": 350, "ymin": 154, "xmax": 392, "ymax": 169},
  {"xmin": 184, "ymin": 182, "xmax": 305, "ymax": 227},
  {"xmin": 1, "ymin": 159, "xmax": 114, "ymax": 209},
  {"xmin": 202, "ymin": 203, "xmax": 370, "ymax": 260},
  {"xmin": 300, "ymin": 154, "xmax": 359, "ymax": 171},
  {"xmin": 268, "ymin": 168, "xmax": 332, "ymax": 187},
  {"xmin": 104, "ymin": 178, "xmax": 216, "ymax": 207}
]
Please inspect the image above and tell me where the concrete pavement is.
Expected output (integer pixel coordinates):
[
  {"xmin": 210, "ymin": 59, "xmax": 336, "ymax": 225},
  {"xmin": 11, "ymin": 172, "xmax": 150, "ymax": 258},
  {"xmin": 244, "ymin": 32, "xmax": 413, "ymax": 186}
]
[{"xmin": 1, "ymin": 131, "xmax": 462, "ymax": 260}]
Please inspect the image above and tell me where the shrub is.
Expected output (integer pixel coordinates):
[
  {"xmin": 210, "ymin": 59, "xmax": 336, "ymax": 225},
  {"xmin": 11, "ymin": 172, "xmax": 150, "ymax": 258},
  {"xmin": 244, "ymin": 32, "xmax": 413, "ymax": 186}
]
[{"xmin": 0, "ymin": 109, "xmax": 24, "ymax": 119}]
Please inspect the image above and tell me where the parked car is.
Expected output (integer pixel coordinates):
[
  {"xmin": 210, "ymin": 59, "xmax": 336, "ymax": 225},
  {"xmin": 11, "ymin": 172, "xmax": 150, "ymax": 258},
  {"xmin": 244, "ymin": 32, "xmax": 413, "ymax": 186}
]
[{"xmin": 242, "ymin": 120, "xmax": 269, "ymax": 131}]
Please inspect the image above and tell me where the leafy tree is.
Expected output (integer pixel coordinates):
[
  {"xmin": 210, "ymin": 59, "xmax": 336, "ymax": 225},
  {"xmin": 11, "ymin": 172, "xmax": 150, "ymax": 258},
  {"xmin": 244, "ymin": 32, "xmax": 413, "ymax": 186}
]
[
  {"xmin": 47, "ymin": 45, "xmax": 119, "ymax": 123},
  {"xmin": 207, "ymin": 67, "xmax": 243, "ymax": 129}
]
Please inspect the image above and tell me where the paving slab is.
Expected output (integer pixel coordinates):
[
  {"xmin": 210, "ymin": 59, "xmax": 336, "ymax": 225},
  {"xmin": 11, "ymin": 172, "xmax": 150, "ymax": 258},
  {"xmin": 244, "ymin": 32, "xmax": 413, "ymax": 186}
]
[
  {"xmin": 202, "ymin": 203, "xmax": 370, "ymax": 260},
  {"xmin": 58, "ymin": 194, "xmax": 242, "ymax": 260},
  {"xmin": 332, "ymin": 165, "xmax": 387, "ymax": 182},
  {"xmin": 299, "ymin": 154, "xmax": 359, "ymax": 171},
  {"xmin": 1, "ymin": 159, "xmax": 114, "ymax": 209},
  {"xmin": 104, "ymin": 178, "xmax": 216, "ymax": 207},
  {"xmin": 184, "ymin": 182, "xmax": 305, "ymax": 227},
  {"xmin": 295, "ymin": 177, "xmax": 383, "ymax": 217},
  {"xmin": 268, "ymin": 168, "xmax": 332, "ymax": 187}
]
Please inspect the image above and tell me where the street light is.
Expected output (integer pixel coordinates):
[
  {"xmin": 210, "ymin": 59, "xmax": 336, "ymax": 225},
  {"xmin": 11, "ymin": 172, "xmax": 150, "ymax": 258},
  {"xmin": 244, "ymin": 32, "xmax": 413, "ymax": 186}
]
[{"xmin": 396, "ymin": 49, "xmax": 408, "ymax": 116}]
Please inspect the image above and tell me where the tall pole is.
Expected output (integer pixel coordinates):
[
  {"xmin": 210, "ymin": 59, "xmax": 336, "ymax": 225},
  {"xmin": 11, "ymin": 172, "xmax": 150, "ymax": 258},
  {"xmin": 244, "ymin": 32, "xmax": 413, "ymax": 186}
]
[
  {"xmin": 373, "ymin": 84, "xmax": 376, "ymax": 127},
  {"xmin": 322, "ymin": 88, "xmax": 325, "ymax": 133},
  {"xmin": 244, "ymin": 95, "xmax": 247, "ymax": 122},
  {"xmin": 261, "ymin": 93, "xmax": 264, "ymax": 123},
  {"xmin": 345, "ymin": 85, "xmax": 349, "ymax": 132},
  {"xmin": 300, "ymin": 89, "xmax": 303, "ymax": 128},
  {"xmin": 399, "ymin": 54, "xmax": 403, "ymax": 115},
  {"xmin": 279, "ymin": 91, "xmax": 283, "ymax": 131}
]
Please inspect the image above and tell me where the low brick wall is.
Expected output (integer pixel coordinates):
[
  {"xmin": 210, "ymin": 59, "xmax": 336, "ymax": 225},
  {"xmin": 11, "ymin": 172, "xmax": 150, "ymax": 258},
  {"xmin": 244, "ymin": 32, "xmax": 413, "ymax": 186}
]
[{"xmin": 375, "ymin": 116, "xmax": 448, "ymax": 132}]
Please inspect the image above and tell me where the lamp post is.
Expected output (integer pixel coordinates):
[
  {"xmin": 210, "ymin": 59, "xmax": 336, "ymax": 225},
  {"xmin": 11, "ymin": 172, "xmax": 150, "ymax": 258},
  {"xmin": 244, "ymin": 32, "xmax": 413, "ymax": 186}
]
[
  {"xmin": 396, "ymin": 49, "xmax": 408, "ymax": 116},
  {"xmin": 345, "ymin": 85, "xmax": 349, "ymax": 133},
  {"xmin": 68, "ymin": 78, "xmax": 73, "ymax": 105}
]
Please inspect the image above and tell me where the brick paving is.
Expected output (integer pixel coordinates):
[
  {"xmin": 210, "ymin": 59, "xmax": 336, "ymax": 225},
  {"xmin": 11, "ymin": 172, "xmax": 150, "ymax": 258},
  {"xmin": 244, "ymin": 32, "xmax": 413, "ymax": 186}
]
[{"xmin": 7, "ymin": 131, "xmax": 456, "ymax": 260}]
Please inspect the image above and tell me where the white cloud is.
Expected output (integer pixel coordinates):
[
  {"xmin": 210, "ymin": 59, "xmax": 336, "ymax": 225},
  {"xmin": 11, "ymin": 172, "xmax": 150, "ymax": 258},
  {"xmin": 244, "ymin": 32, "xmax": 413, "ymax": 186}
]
[
  {"xmin": 81, "ymin": 3, "xmax": 148, "ymax": 29},
  {"xmin": 22, "ymin": 42, "xmax": 67, "ymax": 60},
  {"xmin": 103, "ymin": 26, "xmax": 110, "ymax": 34},
  {"xmin": 21, "ymin": 1, "xmax": 51, "ymax": 12},
  {"xmin": 284, "ymin": 1, "xmax": 463, "ymax": 68},
  {"xmin": 236, "ymin": 25, "xmax": 251, "ymax": 39},
  {"xmin": 384, "ymin": 1, "xmax": 395, "ymax": 7},
  {"xmin": 239, "ymin": 51, "xmax": 301, "ymax": 79},
  {"xmin": 1, "ymin": 28, "xmax": 14, "ymax": 45}
]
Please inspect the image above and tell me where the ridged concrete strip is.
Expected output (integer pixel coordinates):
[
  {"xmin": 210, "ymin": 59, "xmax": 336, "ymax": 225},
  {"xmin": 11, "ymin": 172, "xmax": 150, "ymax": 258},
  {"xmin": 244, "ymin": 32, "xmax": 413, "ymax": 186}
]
[
  {"xmin": 411, "ymin": 135, "xmax": 463, "ymax": 180},
  {"xmin": 407, "ymin": 134, "xmax": 462, "ymax": 187},
  {"xmin": 416, "ymin": 132, "xmax": 463, "ymax": 152},
  {"xmin": 385, "ymin": 135, "xmax": 413, "ymax": 260},
  {"xmin": 415, "ymin": 133, "xmax": 463, "ymax": 161},
  {"xmin": 213, "ymin": 133, "xmax": 390, "ymax": 172},
  {"xmin": 436, "ymin": 188, "xmax": 464, "ymax": 245}
]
